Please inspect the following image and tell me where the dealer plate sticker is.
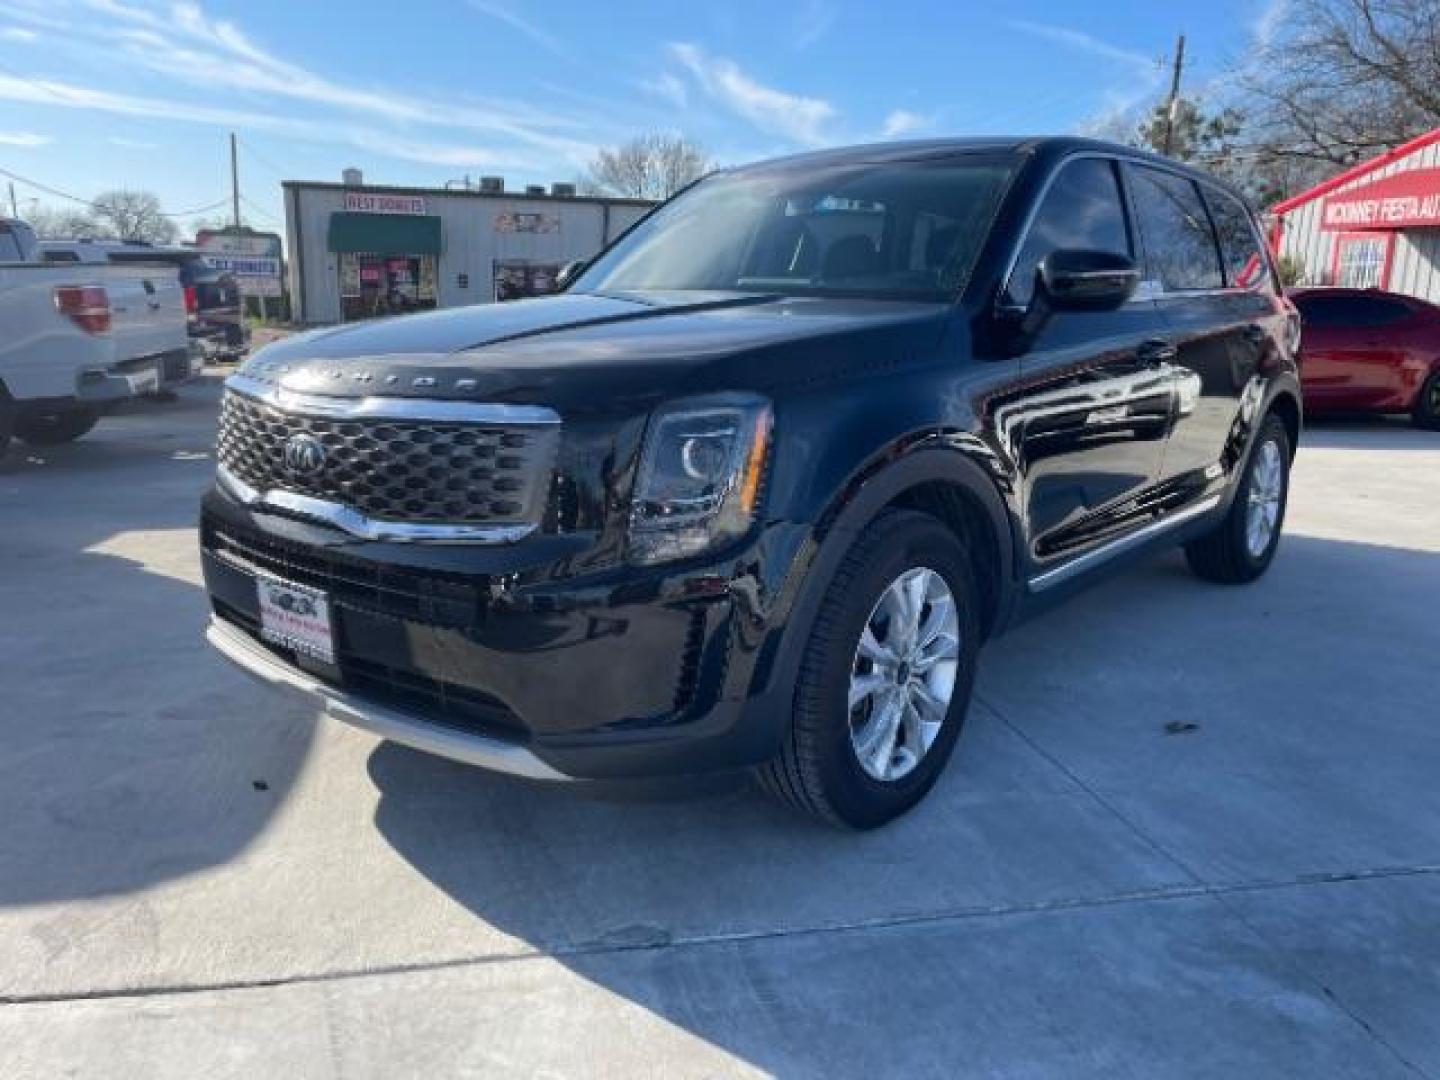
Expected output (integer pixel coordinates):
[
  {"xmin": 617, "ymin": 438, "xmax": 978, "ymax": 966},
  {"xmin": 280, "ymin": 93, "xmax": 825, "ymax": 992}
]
[{"xmin": 257, "ymin": 577, "xmax": 335, "ymax": 664}]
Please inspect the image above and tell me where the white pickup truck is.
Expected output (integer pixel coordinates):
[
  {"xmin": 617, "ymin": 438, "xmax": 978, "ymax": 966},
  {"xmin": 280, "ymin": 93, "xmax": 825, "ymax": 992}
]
[{"xmin": 1, "ymin": 218, "xmax": 197, "ymax": 457}]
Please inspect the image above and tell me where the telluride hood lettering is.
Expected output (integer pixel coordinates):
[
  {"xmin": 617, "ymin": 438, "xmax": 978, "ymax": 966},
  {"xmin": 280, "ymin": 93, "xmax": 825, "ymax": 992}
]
[{"xmin": 242, "ymin": 291, "xmax": 949, "ymax": 415}]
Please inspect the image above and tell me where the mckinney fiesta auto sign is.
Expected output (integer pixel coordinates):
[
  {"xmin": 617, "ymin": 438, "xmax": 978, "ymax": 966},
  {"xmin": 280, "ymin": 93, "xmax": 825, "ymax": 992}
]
[{"xmin": 1323, "ymin": 167, "xmax": 1440, "ymax": 229}]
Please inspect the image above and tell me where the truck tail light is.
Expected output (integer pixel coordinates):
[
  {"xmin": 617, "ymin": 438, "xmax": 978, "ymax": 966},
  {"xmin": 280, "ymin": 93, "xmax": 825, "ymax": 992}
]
[
  {"xmin": 54, "ymin": 285, "xmax": 112, "ymax": 334},
  {"xmin": 183, "ymin": 285, "xmax": 198, "ymax": 315}
]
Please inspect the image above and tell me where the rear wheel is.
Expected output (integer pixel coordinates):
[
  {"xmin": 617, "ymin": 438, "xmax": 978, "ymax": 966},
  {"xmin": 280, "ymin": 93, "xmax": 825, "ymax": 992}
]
[
  {"xmin": 16, "ymin": 408, "xmax": 100, "ymax": 447},
  {"xmin": 1184, "ymin": 414, "xmax": 1290, "ymax": 584},
  {"xmin": 0, "ymin": 396, "xmax": 14, "ymax": 459},
  {"xmin": 1414, "ymin": 371, "xmax": 1440, "ymax": 430},
  {"xmin": 757, "ymin": 509, "xmax": 982, "ymax": 829}
]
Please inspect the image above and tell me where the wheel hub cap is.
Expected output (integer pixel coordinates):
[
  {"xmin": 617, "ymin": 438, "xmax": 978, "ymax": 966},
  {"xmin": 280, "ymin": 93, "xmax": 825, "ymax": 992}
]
[
  {"xmin": 848, "ymin": 567, "xmax": 961, "ymax": 783},
  {"xmin": 1245, "ymin": 439, "xmax": 1284, "ymax": 558}
]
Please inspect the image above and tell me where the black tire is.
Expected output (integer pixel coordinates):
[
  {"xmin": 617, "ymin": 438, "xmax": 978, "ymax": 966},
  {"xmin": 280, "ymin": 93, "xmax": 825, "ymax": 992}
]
[
  {"xmin": 757, "ymin": 509, "xmax": 983, "ymax": 829},
  {"xmin": 0, "ymin": 396, "xmax": 14, "ymax": 460},
  {"xmin": 1414, "ymin": 371, "xmax": 1440, "ymax": 430},
  {"xmin": 1184, "ymin": 414, "xmax": 1291, "ymax": 584},
  {"xmin": 16, "ymin": 408, "xmax": 100, "ymax": 447}
]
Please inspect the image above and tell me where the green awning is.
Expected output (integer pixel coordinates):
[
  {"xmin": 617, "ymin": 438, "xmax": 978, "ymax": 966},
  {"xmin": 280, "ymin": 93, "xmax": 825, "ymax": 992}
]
[{"xmin": 327, "ymin": 212, "xmax": 441, "ymax": 255}]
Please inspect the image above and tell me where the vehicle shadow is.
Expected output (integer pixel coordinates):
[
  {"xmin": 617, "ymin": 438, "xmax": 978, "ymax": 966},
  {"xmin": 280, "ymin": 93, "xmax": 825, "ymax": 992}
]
[
  {"xmin": 0, "ymin": 377, "xmax": 315, "ymax": 907},
  {"xmin": 364, "ymin": 531, "xmax": 1440, "ymax": 1074}
]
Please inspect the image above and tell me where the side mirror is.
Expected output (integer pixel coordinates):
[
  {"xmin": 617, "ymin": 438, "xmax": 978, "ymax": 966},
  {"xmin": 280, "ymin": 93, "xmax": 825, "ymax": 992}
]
[
  {"xmin": 555, "ymin": 259, "xmax": 587, "ymax": 291},
  {"xmin": 1038, "ymin": 249, "xmax": 1140, "ymax": 311}
]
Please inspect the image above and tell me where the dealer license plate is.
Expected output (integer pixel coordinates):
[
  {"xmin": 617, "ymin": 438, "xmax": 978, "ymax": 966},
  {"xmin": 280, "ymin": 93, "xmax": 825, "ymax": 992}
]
[{"xmin": 257, "ymin": 577, "xmax": 335, "ymax": 664}]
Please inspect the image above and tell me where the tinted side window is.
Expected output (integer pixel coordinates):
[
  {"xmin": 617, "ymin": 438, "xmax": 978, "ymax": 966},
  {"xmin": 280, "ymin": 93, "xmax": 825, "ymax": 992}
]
[
  {"xmin": 1127, "ymin": 165, "xmax": 1224, "ymax": 291},
  {"xmin": 1008, "ymin": 158, "xmax": 1130, "ymax": 306},
  {"xmin": 1205, "ymin": 186, "xmax": 1269, "ymax": 290},
  {"xmin": 1295, "ymin": 294, "xmax": 1410, "ymax": 327},
  {"xmin": 1292, "ymin": 295, "xmax": 1336, "ymax": 326}
]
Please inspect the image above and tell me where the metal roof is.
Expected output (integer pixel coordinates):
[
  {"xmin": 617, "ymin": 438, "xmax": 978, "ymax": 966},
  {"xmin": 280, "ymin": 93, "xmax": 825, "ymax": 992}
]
[{"xmin": 1269, "ymin": 127, "xmax": 1440, "ymax": 215}]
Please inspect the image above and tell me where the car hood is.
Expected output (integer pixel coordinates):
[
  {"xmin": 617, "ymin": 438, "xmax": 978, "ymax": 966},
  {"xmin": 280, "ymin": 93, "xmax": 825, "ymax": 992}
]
[{"xmin": 241, "ymin": 291, "xmax": 949, "ymax": 416}]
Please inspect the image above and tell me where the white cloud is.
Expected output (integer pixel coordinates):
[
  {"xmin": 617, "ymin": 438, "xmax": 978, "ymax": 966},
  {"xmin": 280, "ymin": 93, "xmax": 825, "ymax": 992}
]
[
  {"xmin": 0, "ymin": 130, "xmax": 51, "ymax": 146},
  {"xmin": 1007, "ymin": 19, "xmax": 1159, "ymax": 76},
  {"xmin": 0, "ymin": 0, "xmax": 601, "ymax": 171},
  {"xmin": 639, "ymin": 72, "xmax": 688, "ymax": 109},
  {"xmin": 1007, "ymin": 20, "xmax": 1165, "ymax": 137},
  {"xmin": 466, "ymin": 0, "xmax": 569, "ymax": 59},
  {"xmin": 106, "ymin": 135, "xmax": 158, "ymax": 149},
  {"xmin": 0, "ymin": 74, "xmax": 556, "ymax": 171},
  {"xmin": 669, "ymin": 42, "xmax": 836, "ymax": 146},
  {"xmin": 793, "ymin": 0, "xmax": 834, "ymax": 49},
  {"xmin": 1, "ymin": 26, "xmax": 40, "ymax": 42},
  {"xmin": 881, "ymin": 109, "xmax": 930, "ymax": 139}
]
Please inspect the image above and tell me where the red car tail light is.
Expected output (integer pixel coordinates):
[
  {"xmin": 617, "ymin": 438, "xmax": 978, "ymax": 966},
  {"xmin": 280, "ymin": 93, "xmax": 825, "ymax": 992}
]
[
  {"xmin": 183, "ymin": 285, "xmax": 198, "ymax": 315},
  {"xmin": 53, "ymin": 285, "xmax": 112, "ymax": 334}
]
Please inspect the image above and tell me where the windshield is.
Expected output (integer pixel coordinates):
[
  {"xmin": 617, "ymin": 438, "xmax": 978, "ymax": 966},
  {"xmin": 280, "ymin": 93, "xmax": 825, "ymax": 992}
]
[{"xmin": 575, "ymin": 156, "xmax": 1015, "ymax": 301}]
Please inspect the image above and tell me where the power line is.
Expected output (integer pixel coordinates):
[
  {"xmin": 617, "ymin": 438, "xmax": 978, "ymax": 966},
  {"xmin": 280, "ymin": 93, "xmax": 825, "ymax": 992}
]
[
  {"xmin": 237, "ymin": 136, "xmax": 291, "ymax": 181},
  {"xmin": 0, "ymin": 164, "xmax": 228, "ymax": 218},
  {"xmin": 240, "ymin": 194, "xmax": 280, "ymax": 224}
]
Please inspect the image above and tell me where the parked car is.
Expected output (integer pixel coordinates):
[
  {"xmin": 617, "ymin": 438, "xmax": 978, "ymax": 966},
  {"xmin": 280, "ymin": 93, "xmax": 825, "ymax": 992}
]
[
  {"xmin": 1290, "ymin": 287, "xmax": 1440, "ymax": 428},
  {"xmin": 41, "ymin": 239, "xmax": 249, "ymax": 362},
  {"xmin": 2, "ymin": 219, "xmax": 196, "ymax": 457},
  {"xmin": 201, "ymin": 137, "xmax": 1302, "ymax": 828}
]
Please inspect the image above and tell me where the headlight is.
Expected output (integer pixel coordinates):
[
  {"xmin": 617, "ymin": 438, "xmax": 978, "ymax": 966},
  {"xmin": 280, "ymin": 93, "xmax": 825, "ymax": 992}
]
[{"xmin": 628, "ymin": 394, "xmax": 772, "ymax": 565}]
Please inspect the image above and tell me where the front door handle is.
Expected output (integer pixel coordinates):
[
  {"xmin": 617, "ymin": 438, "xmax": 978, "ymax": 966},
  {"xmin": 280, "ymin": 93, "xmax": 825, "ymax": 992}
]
[{"xmin": 1137, "ymin": 340, "xmax": 1178, "ymax": 367}]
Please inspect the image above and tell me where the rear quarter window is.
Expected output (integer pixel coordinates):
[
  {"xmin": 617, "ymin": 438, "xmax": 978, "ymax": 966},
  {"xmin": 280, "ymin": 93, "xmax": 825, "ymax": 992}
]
[{"xmin": 1204, "ymin": 186, "xmax": 1270, "ymax": 290}]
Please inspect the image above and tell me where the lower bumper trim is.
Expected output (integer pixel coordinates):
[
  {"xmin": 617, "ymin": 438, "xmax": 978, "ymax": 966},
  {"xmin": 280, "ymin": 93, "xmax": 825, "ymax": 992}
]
[{"xmin": 205, "ymin": 616, "xmax": 571, "ymax": 782}]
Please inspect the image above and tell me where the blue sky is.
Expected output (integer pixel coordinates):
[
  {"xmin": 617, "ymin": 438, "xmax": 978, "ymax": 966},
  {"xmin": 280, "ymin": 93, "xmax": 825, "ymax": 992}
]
[{"xmin": 0, "ymin": 0, "xmax": 1283, "ymax": 234}]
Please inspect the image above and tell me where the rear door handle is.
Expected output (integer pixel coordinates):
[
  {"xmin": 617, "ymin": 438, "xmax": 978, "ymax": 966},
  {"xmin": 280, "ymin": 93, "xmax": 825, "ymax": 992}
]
[{"xmin": 1137, "ymin": 340, "xmax": 1178, "ymax": 367}]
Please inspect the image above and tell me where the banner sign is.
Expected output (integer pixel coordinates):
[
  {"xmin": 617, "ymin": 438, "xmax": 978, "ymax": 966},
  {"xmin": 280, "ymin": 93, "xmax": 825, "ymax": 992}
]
[
  {"xmin": 196, "ymin": 229, "xmax": 281, "ymax": 257},
  {"xmin": 203, "ymin": 255, "xmax": 281, "ymax": 278},
  {"xmin": 1322, "ymin": 168, "xmax": 1440, "ymax": 230},
  {"xmin": 494, "ymin": 211, "xmax": 560, "ymax": 234},
  {"xmin": 344, "ymin": 191, "xmax": 427, "ymax": 215},
  {"xmin": 196, "ymin": 229, "xmax": 284, "ymax": 297}
]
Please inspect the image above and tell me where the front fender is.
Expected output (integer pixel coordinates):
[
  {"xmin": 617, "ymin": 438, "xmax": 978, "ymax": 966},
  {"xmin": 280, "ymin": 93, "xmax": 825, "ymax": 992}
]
[{"xmin": 736, "ymin": 441, "xmax": 1020, "ymax": 753}]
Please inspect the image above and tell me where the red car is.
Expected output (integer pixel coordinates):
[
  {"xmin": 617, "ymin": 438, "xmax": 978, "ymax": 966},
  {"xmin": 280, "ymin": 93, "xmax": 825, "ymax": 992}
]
[{"xmin": 1290, "ymin": 287, "xmax": 1440, "ymax": 428}]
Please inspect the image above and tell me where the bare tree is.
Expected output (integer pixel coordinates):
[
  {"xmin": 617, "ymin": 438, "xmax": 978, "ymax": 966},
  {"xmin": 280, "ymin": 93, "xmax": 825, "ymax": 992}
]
[
  {"xmin": 88, "ymin": 190, "xmax": 179, "ymax": 244},
  {"xmin": 586, "ymin": 134, "xmax": 712, "ymax": 200},
  {"xmin": 1245, "ymin": 0, "xmax": 1440, "ymax": 168},
  {"xmin": 23, "ymin": 204, "xmax": 101, "ymax": 239}
]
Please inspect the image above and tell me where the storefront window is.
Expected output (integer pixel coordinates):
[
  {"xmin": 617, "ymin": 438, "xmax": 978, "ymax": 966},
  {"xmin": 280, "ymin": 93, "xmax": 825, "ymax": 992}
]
[
  {"xmin": 339, "ymin": 252, "xmax": 438, "ymax": 320},
  {"xmin": 1332, "ymin": 234, "xmax": 1391, "ymax": 289}
]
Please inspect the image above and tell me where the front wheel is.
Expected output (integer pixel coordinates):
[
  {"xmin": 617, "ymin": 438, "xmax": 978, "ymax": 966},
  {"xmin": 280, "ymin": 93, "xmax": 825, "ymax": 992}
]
[
  {"xmin": 16, "ymin": 408, "xmax": 100, "ymax": 446},
  {"xmin": 1414, "ymin": 371, "xmax": 1440, "ymax": 430},
  {"xmin": 757, "ymin": 509, "xmax": 982, "ymax": 829},
  {"xmin": 1185, "ymin": 414, "xmax": 1291, "ymax": 584}
]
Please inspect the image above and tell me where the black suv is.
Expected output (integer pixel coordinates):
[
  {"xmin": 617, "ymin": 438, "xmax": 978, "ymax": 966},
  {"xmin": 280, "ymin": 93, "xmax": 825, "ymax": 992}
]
[{"xmin": 202, "ymin": 138, "xmax": 1301, "ymax": 828}]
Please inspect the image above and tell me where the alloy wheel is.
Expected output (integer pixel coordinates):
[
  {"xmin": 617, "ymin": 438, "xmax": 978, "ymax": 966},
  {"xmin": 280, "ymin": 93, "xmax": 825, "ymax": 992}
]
[
  {"xmin": 848, "ymin": 567, "xmax": 961, "ymax": 782},
  {"xmin": 1245, "ymin": 439, "xmax": 1284, "ymax": 558}
]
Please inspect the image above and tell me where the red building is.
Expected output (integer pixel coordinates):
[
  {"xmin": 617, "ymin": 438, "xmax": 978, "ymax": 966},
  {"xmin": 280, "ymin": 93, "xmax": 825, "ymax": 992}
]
[{"xmin": 1269, "ymin": 128, "xmax": 1440, "ymax": 298}]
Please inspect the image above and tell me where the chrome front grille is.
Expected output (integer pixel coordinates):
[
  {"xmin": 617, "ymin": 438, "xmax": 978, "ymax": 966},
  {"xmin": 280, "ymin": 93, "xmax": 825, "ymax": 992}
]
[{"xmin": 216, "ymin": 377, "xmax": 559, "ymax": 541}]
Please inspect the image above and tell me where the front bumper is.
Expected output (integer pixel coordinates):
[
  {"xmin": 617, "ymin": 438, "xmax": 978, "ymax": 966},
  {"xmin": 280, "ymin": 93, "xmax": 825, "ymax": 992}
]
[
  {"xmin": 207, "ymin": 616, "xmax": 569, "ymax": 780},
  {"xmin": 200, "ymin": 488, "xmax": 805, "ymax": 780}
]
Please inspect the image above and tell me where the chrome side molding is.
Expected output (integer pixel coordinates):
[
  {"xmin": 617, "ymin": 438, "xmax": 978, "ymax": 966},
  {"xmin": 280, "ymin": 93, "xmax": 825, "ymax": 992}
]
[{"xmin": 1027, "ymin": 494, "xmax": 1222, "ymax": 593}]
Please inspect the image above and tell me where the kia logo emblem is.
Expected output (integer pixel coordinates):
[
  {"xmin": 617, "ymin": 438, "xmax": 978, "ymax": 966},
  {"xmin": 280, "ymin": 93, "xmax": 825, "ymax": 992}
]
[{"xmin": 283, "ymin": 433, "xmax": 326, "ymax": 475}]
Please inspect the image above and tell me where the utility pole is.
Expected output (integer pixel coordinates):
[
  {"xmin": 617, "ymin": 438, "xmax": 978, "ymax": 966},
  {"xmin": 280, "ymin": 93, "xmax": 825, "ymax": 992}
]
[
  {"xmin": 229, "ymin": 131, "xmax": 242, "ymax": 233},
  {"xmin": 7, "ymin": 182, "xmax": 16, "ymax": 219},
  {"xmin": 1161, "ymin": 34, "xmax": 1186, "ymax": 157}
]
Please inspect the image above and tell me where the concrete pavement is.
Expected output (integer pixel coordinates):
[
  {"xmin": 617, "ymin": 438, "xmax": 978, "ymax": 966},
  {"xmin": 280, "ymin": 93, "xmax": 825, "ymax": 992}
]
[{"xmin": 1, "ymin": 379, "xmax": 1437, "ymax": 1077}]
